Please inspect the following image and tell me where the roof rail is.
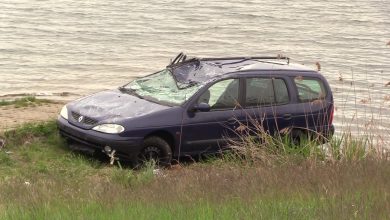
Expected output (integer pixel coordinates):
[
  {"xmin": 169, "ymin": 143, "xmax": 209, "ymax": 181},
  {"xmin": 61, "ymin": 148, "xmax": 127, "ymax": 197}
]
[
  {"xmin": 200, "ymin": 55, "xmax": 290, "ymax": 64},
  {"xmin": 167, "ymin": 52, "xmax": 199, "ymax": 68},
  {"xmin": 169, "ymin": 52, "xmax": 188, "ymax": 66},
  {"xmin": 167, "ymin": 53, "xmax": 290, "ymax": 68}
]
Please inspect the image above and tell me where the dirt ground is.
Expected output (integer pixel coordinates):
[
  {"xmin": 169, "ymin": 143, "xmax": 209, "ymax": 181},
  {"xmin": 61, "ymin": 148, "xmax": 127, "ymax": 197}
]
[{"xmin": 0, "ymin": 102, "xmax": 65, "ymax": 133}]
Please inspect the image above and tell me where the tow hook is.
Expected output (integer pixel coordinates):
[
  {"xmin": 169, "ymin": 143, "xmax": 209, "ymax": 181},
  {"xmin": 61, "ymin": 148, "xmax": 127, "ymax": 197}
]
[
  {"xmin": 103, "ymin": 146, "xmax": 118, "ymax": 165},
  {"xmin": 108, "ymin": 150, "xmax": 118, "ymax": 165}
]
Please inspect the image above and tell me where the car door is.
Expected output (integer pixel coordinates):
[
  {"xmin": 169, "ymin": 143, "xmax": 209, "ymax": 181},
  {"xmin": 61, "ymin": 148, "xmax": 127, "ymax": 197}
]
[
  {"xmin": 292, "ymin": 76, "xmax": 330, "ymax": 133},
  {"xmin": 180, "ymin": 78, "xmax": 243, "ymax": 155},
  {"xmin": 242, "ymin": 76, "xmax": 293, "ymax": 137}
]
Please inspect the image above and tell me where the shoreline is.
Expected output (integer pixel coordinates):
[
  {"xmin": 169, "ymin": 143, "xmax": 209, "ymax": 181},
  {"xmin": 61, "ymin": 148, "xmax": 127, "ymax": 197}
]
[{"xmin": 0, "ymin": 92, "xmax": 80, "ymax": 102}]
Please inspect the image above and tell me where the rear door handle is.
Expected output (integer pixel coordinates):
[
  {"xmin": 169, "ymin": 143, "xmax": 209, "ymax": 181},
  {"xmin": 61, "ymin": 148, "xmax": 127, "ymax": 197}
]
[{"xmin": 283, "ymin": 114, "xmax": 292, "ymax": 120}]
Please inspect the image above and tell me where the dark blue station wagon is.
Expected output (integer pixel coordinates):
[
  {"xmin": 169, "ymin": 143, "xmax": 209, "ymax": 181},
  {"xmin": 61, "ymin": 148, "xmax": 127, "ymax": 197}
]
[{"xmin": 57, "ymin": 54, "xmax": 335, "ymax": 166}]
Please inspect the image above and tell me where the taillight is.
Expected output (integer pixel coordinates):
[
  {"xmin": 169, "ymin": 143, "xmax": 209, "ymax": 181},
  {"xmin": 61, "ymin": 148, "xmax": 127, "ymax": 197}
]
[{"xmin": 329, "ymin": 105, "xmax": 334, "ymax": 125}]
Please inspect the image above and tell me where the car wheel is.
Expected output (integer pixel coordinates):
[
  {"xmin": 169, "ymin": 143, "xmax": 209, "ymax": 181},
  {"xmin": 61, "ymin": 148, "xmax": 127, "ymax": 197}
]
[
  {"xmin": 134, "ymin": 136, "xmax": 172, "ymax": 168},
  {"xmin": 290, "ymin": 129, "xmax": 305, "ymax": 146}
]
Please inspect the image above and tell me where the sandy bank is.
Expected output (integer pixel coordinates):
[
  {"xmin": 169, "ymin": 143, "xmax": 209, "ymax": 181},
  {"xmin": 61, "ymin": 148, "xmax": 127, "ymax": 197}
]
[{"xmin": 0, "ymin": 101, "xmax": 65, "ymax": 133}]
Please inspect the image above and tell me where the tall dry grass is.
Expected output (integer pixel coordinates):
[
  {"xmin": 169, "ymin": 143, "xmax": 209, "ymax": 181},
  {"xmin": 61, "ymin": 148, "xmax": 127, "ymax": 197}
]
[{"xmin": 225, "ymin": 115, "xmax": 389, "ymax": 167}]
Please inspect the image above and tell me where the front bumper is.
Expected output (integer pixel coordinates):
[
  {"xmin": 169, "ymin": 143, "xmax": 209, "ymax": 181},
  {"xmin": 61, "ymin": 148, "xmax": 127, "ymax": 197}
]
[{"xmin": 57, "ymin": 116, "xmax": 143, "ymax": 160}]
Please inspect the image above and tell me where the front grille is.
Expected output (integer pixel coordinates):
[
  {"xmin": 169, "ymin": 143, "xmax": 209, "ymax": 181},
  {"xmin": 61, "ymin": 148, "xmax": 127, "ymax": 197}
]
[{"xmin": 71, "ymin": 111, "xmax": 98, "ymax": 125}]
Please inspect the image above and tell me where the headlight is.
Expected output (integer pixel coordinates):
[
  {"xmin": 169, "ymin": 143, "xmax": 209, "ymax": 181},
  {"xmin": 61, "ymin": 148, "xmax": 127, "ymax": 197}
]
[
  {"xmin": 60, "ymin": 105, "xmax": 68, "ymax": 120},
  {"xmin": 92, "ymin": 124, "xmax": 125, "ymax": 134}
]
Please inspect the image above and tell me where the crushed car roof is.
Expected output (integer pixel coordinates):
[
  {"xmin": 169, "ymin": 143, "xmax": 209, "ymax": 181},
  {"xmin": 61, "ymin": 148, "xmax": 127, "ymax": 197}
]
[{"xmin": 168, "ymin": 53, "xmax": 314, "ymax": 86}]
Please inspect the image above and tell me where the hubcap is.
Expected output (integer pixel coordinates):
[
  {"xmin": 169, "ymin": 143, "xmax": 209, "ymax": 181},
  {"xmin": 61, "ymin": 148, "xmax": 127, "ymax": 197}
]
[{"xmin": 140, "ymin": 146, "xmax": 161, "ymax": 162}]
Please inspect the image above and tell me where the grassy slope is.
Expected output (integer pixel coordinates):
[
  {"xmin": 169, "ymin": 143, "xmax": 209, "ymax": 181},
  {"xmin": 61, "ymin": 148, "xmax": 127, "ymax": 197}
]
[{"xmin": 0, "ymin": 121, "xmax": 389, "ymax": 219}]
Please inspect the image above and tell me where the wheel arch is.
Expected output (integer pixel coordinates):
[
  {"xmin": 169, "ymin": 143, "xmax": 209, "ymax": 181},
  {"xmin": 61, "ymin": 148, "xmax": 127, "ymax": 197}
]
[{"xmin": 144, "ymin": 130, "xmax": 176, "ymax": 152}]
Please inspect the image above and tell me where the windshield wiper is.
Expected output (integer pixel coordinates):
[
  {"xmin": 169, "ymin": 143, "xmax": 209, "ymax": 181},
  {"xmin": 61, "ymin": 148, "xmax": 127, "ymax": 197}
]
[{"xmin": 118, "ymin": 87, "xmax": 144, "ymax": 99}]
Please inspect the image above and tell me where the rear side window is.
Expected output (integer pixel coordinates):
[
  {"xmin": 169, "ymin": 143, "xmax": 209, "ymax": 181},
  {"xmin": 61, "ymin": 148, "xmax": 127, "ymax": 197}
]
[
  {"xmin": 294, "ymin": 77, "xmax": 326, "ymax": 102},
  {"xmin": 245, "ymin": 78, "xmax": 289, "ymax": 107}
]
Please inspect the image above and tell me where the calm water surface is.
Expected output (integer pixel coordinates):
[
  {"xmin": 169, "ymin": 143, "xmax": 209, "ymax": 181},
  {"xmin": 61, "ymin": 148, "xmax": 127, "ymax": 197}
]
[{"xmin": 1, "ymin": 0, "xmax": 389, "ymax": 136}]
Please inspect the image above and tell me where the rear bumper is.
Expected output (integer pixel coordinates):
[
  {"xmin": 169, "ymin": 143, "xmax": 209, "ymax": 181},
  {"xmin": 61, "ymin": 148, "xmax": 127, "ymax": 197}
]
[
  {"xmin": 57, "ymin": 116, "xmax": 143, "ymax": 160},
  {"xmin": 330, "ymin": 124, "xmax": 335, "ymax": 136}
]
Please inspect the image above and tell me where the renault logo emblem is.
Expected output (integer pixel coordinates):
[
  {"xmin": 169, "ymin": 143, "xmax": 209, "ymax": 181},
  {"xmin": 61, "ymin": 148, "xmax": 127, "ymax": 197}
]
[{"xmin": 78, "ymin": 116, "xmax": 84, "ymax": 123}]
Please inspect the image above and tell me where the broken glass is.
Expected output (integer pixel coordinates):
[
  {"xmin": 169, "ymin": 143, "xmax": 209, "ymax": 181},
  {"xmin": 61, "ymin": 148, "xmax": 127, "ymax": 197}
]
[{"xmin": 124, "ymin": 69, "xmax": 201, "ymax": 105}]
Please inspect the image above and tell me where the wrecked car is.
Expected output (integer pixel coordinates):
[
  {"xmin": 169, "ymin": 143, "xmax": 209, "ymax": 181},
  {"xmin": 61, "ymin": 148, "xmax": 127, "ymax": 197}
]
[{"xmin": 57, "ymin": 53, "xmax": 334, "ymax": 166}]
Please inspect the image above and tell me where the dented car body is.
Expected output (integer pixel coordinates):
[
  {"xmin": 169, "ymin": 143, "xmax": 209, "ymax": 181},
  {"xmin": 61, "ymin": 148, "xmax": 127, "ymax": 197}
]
[{"xmin": 57, "ymin": 54, "xmax": 335, "ymax": 165}]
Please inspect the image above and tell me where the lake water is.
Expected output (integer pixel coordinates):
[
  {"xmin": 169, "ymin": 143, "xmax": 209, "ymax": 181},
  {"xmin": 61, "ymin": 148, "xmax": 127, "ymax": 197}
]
[{"xmin": 1, "ymin": 0, "xmax": 389, "ymax": 137}]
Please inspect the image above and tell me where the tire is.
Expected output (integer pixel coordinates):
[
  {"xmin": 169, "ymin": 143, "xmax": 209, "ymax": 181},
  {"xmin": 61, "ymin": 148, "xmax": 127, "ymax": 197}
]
[
  {"xmin": 133, "ymin": 136, "xmax": 172, "ymax": 168},
  {"xmin": 291, "ymin": 129, "xmax": 305, "ymax": 146},
  {"xmin": 291, "ymin": 129, "xmax": 319, "ymax": 146}
]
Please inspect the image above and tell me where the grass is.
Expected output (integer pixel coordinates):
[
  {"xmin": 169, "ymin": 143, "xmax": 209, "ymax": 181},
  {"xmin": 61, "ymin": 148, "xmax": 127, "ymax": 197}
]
[
  {"xmin": 0, "ymin": 121, "xmax": 389, "ymax": 219},
  {"xmin": 0, "ymin": 96, "xmax": 56, "ymax": 108},
  {"xmin": 226, "ymin": 116, "xmax": 388, "ymax": 168}
]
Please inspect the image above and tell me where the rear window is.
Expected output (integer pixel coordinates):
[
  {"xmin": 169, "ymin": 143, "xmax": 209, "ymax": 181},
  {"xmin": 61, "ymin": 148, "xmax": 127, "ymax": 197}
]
[
  {"xmin": 294, "ymin": 77, "xmax": 326, "ymax": 102},
  {"xmin": 245, "ymin": 77, "xmax": 289, "ymax": 107}
]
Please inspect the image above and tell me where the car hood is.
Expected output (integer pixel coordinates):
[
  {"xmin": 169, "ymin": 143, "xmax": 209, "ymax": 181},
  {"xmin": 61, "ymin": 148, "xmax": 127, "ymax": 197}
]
[{"xmin": 69, "ymin": 89, "xmax": 170, "ymax": 123}]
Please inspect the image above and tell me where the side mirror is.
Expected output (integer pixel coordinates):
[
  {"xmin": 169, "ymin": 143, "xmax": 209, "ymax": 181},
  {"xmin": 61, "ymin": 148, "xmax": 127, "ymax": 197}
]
[{"xmin": 191, "ymin": 102, "xmax": 211, "ymax": 112}]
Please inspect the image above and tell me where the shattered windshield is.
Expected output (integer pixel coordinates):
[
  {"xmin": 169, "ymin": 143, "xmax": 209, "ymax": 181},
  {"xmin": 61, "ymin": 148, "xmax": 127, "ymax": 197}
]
[{"xmin": 123, "ymin": 69, "xmax": 201, "ymax": 106}]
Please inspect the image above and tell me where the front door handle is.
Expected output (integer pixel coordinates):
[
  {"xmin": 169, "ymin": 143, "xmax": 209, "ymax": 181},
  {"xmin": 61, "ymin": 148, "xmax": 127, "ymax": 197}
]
[
  {"xmin": 283, "ymin": 113, "xmax": 292, "ymax": 120},
  {"xmin": 227, "ymin": 117, "xmax": 237, "ymax": 124}
]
